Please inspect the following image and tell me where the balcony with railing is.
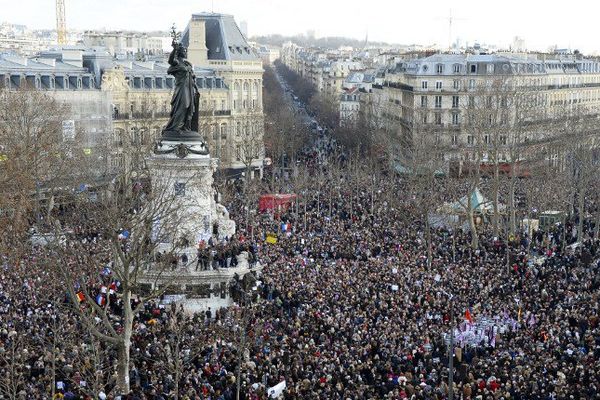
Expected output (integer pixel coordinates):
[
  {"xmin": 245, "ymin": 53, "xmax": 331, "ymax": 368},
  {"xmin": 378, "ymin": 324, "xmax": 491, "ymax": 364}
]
[
  {"xmin": 112, "ymin": 112, "xmax": 130, "ymax": 120},
  {"xmin": 200, "ymin": 110, "xmax": 232, "ymax": 117}
]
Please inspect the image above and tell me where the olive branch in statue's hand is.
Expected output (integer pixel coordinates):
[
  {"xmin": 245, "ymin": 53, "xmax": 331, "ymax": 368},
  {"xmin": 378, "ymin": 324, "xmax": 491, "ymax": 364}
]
[{"xmin": 170, "ymin": 23, "xmax": 181, "ymax": 48}]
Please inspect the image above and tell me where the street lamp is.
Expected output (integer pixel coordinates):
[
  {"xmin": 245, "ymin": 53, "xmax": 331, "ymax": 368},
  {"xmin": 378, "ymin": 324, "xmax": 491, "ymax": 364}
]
[{"xmin": 441, "ymin": 289, "xmax": 455, "ymax": 400}]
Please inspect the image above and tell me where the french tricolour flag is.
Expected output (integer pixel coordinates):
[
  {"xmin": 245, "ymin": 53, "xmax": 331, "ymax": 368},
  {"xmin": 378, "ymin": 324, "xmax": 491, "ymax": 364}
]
[{"xmin": 95, "ymin": 294, "xmax": 106, "ymax": 306}]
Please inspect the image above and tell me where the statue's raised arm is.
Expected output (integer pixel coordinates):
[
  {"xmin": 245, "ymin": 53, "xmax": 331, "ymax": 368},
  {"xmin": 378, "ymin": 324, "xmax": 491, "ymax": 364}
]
[{"xmin": 168, "ymin": 42, "xmax": 179, "ymax": 66}]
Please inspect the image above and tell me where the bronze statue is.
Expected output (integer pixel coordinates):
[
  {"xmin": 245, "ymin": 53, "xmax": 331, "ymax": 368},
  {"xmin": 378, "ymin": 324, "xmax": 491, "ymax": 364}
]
[{"xmin": 163, "ymin": 26, "xmax": 200, "ymax": 138}]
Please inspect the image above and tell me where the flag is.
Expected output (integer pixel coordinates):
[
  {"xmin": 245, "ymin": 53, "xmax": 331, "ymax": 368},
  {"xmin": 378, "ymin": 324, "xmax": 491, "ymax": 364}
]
[
  {"xmin": 268, "ymin": 380, "xmax": 286, "ymax": 398},
  {"xmin": 101, "ymin": 266, "xmax": 111, "ymax": 276},
  {"xmin": 109, "ymin": 281, "xmax": 120, "ymax": 294},
  {"xmin": 76, "ymin": 291, "xmax": 85, "ymax": 303},
  {"xmin": 266, "ymin": 234, "xmax": 277, "ymax": 244},
  {"xmin": 95, "ymin": 294, "xmax": 106, "ymax": 306},
  {"xmin": 465, "ymin": 308, "xmax": 473, "ymax": 324}
]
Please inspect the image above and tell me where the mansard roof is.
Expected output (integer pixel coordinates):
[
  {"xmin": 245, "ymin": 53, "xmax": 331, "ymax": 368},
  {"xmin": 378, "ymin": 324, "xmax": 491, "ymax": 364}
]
[
  {"xmin": 182, "ymin": 13, "xmax": 259, "ymax": 62},
  {"xmin": 0, "ymin": 47, "xmax": 228, "ymax": 90}
]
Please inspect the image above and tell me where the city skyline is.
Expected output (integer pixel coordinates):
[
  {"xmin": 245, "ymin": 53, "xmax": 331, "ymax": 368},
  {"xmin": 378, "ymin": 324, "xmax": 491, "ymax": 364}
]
[{"xmin": 1, "ymin": 0, "xmax": 599, "ymax": 54}]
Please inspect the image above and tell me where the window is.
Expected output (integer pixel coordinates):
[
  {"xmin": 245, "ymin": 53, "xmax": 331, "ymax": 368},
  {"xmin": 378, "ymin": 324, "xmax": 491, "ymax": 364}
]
[
  {"xmin": 434, "ymin": 113, "xmax": 442, "ymax": 125},
  {"xmin": 500, "ymin": 135, "xmax": 507, "ymax": 145},
  {"xmin": 452, "ymin": 113, "xmax": 459, "ymax": 125},
  {"xmin": 470, "ymin": 64, "xmax": 477, "ymax": 73},
  {"xmin": 452, "ymin": 134, "xmax": 458, "ymax": 145},
  {"xmin": 420, "ymin": 96, "xmax": 428, "ymax": 107},
  {"xmin": 436, "ymin": 64, "xmax": 444, "ymax": 74},
  {"xmin": 221, "ymin": 100, "xmax": 226, "ymax": 110},
  {"xmin": 467, "ymin": 135, "xmax": 474, "ymax": 145},
  {"xmin": 453, "ymin": 80, "xmax": 460, "ymax": 90},
  {"xmin": 434, "ymin": 96, "xmax": 442, "ymax": 108},
  {"xmin": 484, "ymin": 135, "xmax": 490, "ymax": 144},
  {"xmin": 453, "ymin": 64, "xmax": 461, "ymax": 73},
  {"xmin": 487, "ymin": 64, "xmax": 494, "ymax": 74},
  {"xmin": 468, "ymin": 96, "xmax": 475, "ymax": 107},
  {"xmin": 452, "ymin": 95, "xmax": 459, "ymax": 108},
  {"xmin": 421, "ymin": 81, "xmax": 428, "ymax": 89},
  {"xmin": 414, "ymin": 112, "xmax": 427, "ymax": 124},
  {"xmin": 220, "ymin": 124, "xmax": 227, "ymax": 140},
  {"xmin": 174, "ymin": 182, "xmax": 186, "ymax": 197},
  {"xmin": 436, "ymin": 81, "xmax": 443, "ymax": 90},
  {"xmin": 468, "ymin": 79, "xmax": 476, "ymax": 90}
]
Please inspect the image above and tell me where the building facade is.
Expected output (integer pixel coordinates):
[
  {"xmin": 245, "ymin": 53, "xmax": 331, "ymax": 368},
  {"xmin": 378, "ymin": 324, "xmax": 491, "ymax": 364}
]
[
  {"xmin": 339, "ymin": 87, "xmax": 361, "ymax": 127},
  {"xmin": 0, "ymin": 13, "xmax": 266, "ymax": 179},
  {"xmin": 83, "ymin": 31, "xmax": 167, "ymax": 57},
  {"xmin": 182, "ymin": 13, "xmax": 265, "ymax": 177},
  {"xmin": 366, "ymin": 53, "xmax": 600, "ymax": 171}
]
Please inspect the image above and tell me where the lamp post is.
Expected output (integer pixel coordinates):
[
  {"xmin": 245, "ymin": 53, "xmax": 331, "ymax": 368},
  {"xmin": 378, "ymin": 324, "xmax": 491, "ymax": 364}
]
[
  {"xmin": 442, "ymin": 290, "xmax": 455, "ymax": 400},
  {"xmin": 236, "ymin": 288, "xmax": 249, "ymax": 400},
  {"xmin": 449, "ymin": 294, "xmax": 454, "ymax": 400}
]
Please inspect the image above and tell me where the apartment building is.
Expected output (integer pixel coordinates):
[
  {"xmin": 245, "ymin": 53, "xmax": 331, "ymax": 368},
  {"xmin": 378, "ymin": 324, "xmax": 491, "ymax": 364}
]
[
  {"xmin": 182, "ymin": 12, "xmax": 265, "ymax": 178},
  {"xmin": 82, "ymin": 31, "xmax": 167, "ymax": 56},
  {"xmin": 281, "ymin": 42, "xmax": 364, "ymax": 97},
  {"xmin": 367, "ymin": 53, "xmax": 600, "ymax": 171},
  {"xmin": 339, "ymin": 87, "xmax": 361, "ymax": 127}
]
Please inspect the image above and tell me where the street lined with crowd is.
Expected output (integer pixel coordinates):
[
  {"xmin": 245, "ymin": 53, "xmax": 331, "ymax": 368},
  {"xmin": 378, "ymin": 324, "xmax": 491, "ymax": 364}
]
[{"xmin": 1, "ymin": 120, "xmax": 600, "ymax": 399}]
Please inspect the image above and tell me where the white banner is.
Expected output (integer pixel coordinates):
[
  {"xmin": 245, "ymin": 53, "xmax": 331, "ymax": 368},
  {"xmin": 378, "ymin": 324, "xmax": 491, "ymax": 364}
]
[{"xmin": 268, "ymin": 380, "xmax": 286, "ymax": 398}]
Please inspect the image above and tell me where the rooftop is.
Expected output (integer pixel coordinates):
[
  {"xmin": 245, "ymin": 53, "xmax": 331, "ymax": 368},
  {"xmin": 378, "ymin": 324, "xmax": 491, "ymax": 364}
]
[{"xmin": 182, "ymin": 13, "xmax": 259, "ymax": 62}]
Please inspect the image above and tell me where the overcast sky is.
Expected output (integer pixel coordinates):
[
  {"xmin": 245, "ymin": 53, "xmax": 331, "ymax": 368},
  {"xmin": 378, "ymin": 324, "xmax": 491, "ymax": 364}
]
[{"xmin": 2, "ymin": 0, "xmax": 599, "ymax": 54}]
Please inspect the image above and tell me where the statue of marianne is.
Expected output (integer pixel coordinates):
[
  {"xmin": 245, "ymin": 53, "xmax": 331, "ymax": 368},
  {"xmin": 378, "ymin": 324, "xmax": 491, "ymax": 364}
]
[{"xmin": 163, "ymin": 38, "xmax": 199, "ymax": 135}]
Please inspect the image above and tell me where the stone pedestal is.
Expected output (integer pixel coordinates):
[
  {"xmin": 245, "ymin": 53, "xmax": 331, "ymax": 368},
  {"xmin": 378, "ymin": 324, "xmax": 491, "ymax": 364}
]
[
  {"xmin": 144, "ymin": 136, "xmax": 245, "ymax": 312},
  {"xmin": 147, "ymin": 138, "xmax": 215, "ymax": 266},
  {"xmin": 147, "ymin": 138, "xmax": 237, "ymax": 259}
]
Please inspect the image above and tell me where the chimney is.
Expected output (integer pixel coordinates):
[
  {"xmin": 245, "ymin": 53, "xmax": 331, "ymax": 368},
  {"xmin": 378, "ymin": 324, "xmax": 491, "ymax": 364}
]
[{"xmin": 188, "ymin": 17, "xmax": 208, "ymax": 67}]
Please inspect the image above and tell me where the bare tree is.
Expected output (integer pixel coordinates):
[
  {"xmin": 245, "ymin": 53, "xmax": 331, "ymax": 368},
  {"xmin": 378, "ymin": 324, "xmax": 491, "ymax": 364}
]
[
  {"xmin": 0, "ymin": 87, "xmax": 110, "ymax": 264},
  {"xmin": 404, "ymin": 111, "xmax": 448, "ymax": 265},
  {"xmin": 309, "ymin": 92, "xmax": 339, "ymax": 129},
  {"xmin": 50, "ymin": 167, "xmax": 195, "ymax": 394},
  {"xmin": 0, "ymin": 333, "xmax": 28, "ymax": 399},
  {"xmin": 234, "ymin": 114, "xmax": 265, "ymax": 187}
]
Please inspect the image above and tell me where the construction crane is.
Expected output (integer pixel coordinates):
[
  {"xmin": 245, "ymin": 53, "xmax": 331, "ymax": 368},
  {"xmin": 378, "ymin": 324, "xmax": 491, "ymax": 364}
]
[{"xmin": 56, "ymin": 0, "xmax": 66, "ymax": 45}]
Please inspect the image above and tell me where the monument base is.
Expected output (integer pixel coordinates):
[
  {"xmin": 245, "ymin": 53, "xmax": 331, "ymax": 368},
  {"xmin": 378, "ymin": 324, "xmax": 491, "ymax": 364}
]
[
  {"xmin": 138, "ymin": 254, "xmax": 262, "ymax": 313},
  {"xmin": 143, "ymin": 136, "xmax": 246, "ymax": 313}
]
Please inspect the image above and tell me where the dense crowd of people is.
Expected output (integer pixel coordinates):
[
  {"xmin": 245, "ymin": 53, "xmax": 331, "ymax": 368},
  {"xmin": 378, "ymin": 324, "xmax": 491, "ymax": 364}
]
[{"xmin": 1, "ymin": 132, "xmax": 600, "ymax": 399}]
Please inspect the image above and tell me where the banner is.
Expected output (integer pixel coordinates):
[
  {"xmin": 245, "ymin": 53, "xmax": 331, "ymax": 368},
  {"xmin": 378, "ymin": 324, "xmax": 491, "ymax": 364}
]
[
  {"xmin": 268, "ymin": 380, "xmax": 286, "ymax": 398},
  {"xmin": 266, "ymin": 234, "xmax": 278, "ymax": 244}
]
